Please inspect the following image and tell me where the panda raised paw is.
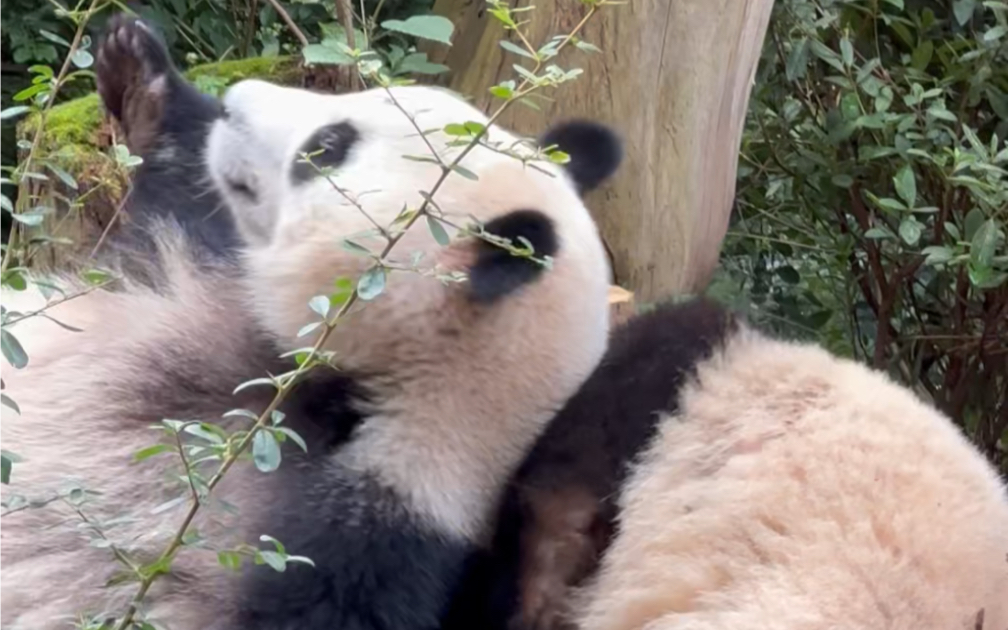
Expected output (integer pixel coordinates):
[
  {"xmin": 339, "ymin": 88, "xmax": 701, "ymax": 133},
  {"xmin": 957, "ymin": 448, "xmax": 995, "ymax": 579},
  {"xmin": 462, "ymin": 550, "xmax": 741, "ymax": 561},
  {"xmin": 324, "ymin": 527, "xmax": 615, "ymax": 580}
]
[{"xmin": 96, "ymin": 14, "xmax": 176, "ymax": 153}]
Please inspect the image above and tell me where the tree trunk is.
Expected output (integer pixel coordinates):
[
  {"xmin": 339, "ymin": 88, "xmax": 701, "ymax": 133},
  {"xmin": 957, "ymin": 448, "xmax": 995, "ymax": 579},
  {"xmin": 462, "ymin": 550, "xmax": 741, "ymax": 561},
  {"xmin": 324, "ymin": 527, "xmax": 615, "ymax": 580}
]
[{"xmin": 425, "ymin": 0, "xmax": 773, "ymax": 302}]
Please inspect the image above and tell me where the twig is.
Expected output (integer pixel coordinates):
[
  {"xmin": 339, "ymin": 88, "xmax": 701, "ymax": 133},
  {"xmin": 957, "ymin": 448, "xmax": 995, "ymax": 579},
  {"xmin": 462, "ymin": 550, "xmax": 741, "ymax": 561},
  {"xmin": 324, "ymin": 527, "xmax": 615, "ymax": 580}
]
[
  {"xmin": 88, "ymin": 184, "xmax": 133, "ymax": 259},
  {"xmin": 3, "ymin": 279, "xmax": 113, "ymax": 327},
  {"xmin": 264, "ymin": 0, "xmax": 308, "ymax": 48}
]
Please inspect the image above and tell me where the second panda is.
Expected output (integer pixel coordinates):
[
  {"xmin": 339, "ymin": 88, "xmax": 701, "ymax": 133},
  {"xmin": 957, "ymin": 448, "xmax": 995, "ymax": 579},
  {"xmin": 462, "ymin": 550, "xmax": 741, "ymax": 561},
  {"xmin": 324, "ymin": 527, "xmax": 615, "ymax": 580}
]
[
  {"xmin": 453, "ymin": 298, "xmax": 1008, "ymax": 630},
  {"xmin": 0, "ymin": 15, "xmax": 622, "ymax": 630}
]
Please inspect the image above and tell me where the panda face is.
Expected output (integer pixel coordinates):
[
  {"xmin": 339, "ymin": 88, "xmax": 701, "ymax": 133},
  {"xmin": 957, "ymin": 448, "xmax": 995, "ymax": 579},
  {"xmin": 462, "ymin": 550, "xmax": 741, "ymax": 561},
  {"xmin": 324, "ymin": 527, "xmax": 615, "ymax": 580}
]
[
  {"xmin": 205, "ymin": 80, "xmax": 611, "ymax": 354},
  {"xmin": 204, "ymin": 80, "xmax": 618, "ymax": 538},
  {"xmin": 207, "ymin": 81, "xmax": 544, "ymax": 249}
]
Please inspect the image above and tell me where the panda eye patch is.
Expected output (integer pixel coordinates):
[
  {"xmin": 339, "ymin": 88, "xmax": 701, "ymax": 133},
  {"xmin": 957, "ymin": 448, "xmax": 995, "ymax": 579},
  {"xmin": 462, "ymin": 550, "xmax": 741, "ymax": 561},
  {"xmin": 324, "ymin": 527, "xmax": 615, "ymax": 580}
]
[{"xmin": 291, "ymin": 121, "xmax": 360, "ymax": 184}]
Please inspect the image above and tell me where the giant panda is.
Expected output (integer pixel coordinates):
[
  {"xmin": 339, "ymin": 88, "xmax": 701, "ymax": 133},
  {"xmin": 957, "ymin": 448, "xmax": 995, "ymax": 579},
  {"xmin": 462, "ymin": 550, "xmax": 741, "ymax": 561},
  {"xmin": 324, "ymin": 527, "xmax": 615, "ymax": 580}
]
[
  {"xmin": 0, "ymin": 14, "xmax": 623, "ymax": 630},
  {"xmin": 451, "ymin": 298, "xmax": 1008, "ymax": 630}
]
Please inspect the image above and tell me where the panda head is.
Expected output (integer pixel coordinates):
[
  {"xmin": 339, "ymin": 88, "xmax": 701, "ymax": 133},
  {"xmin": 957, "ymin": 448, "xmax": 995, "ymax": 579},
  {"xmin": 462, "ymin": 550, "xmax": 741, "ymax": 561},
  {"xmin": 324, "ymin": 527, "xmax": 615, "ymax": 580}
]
[
  {"xmin": 205, "ymin": 81, "xmax": 620, "ymax": 533},
  {"xmin": 205, "ymin": 81, "xmax": 620, "ymax": 368}
]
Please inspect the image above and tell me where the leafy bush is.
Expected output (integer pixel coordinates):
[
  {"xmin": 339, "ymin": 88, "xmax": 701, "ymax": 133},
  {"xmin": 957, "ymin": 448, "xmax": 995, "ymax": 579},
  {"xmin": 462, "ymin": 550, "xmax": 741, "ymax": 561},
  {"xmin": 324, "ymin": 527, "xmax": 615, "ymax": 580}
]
[{"xmin": 718, "ymin": 0, "xmax": 1008, "ymax": 472}]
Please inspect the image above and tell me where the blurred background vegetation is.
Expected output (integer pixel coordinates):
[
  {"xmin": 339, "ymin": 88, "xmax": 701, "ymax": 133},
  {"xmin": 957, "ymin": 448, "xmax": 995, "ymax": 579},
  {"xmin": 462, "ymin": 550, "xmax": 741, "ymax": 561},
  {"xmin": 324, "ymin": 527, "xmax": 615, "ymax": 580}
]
[{"xmin": 2, "ymin": 0, "xmax": 1006, "ymax": 473}]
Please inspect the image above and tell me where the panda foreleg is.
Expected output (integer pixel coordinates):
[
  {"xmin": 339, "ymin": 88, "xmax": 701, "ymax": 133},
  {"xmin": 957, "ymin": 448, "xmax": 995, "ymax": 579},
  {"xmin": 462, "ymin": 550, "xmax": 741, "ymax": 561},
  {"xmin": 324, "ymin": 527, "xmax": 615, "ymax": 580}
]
[{"xmin": 96, "ymin": 15, "xmax": 240, "ymax": 260}]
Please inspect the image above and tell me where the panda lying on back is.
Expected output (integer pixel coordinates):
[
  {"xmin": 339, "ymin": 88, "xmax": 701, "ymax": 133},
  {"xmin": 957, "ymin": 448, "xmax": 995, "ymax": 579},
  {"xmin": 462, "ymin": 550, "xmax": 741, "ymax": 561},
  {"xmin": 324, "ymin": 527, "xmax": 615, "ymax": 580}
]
[
  {"xmin": 1, "ymin": 15, "xmax": 622, "ymax": 630},
  {"xmin": 454, "ymin": 299, "xmax": 1008, "ymax": 630}
]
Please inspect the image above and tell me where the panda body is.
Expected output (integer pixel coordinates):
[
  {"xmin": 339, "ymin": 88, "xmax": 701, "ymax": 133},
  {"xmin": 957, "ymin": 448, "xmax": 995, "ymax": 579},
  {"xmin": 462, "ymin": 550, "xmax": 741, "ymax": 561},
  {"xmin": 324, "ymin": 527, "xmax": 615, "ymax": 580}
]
[
  {"xmin": 462, "ymin": 299, "xmax": 1008, "ymax": 630},
  {"xmin": 1, "ymin": 16, "xmax": 622, "ymax": 630}
]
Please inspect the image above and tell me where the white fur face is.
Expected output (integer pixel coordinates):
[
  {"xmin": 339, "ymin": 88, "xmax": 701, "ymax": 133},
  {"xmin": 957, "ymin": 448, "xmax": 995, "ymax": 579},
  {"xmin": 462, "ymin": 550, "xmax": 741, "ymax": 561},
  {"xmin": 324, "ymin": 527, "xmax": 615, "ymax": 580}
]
[{"xmin": 206, "ymin": 81, "xmax": 614, "ymax": 538}]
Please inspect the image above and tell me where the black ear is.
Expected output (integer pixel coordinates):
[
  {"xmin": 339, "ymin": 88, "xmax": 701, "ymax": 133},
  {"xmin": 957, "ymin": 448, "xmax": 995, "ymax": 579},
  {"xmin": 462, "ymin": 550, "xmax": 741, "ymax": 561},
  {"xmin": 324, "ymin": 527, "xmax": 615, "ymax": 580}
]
[
  {"xmin": 468, "ymin": 210, "xmax": 559, "ymax": 304},
  {"xmin": 539, "ymin": 120, "xmax": 623, "ymax": 195}
]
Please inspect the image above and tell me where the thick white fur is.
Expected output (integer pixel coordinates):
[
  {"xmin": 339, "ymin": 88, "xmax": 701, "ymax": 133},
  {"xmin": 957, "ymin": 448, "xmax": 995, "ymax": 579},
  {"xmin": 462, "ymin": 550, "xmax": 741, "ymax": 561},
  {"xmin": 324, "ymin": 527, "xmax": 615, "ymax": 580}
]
[
  {"xmin": 1, "ymin": 84, "xmax": 611, "ymax": 628},
  {"xmin": 575, "ymin": 325, "xmax": 1008, "ymax": 630}
]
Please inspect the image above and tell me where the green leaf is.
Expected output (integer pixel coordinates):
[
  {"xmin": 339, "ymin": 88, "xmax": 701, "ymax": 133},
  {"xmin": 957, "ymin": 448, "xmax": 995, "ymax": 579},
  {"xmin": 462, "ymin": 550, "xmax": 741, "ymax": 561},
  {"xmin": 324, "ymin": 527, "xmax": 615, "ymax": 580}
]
[
  {"xmin": 39, "ymin": 30, "xmax": 70, "ymax": 47},
  {"xmin": 899, "ymin": 217, "xmax": 922, "ymax": 246},
  {"xmin": 381, "ymin": 16, "xmax": 455, "ymax": 46},
  {"xmin": 984, "ymin": 25, "xmax": 1008, "ymax": 42},
  {"xmin": 945, "ymin": 222, "xmax": 961, "ymax": 241},
  {"xmin": 489, "ymin": 84, "xmax": 514, "ymax": 100},
  {"xmin": 133, "ymin": 444, "xmax": 172, "ymax": 462},
  {"xmin": 396, "ymin": 53, "xmax": 449, "ymax": 75},
  {"xmin": 1, "ymin": 393, "xmax": 20, "ymax": 415},
  {"xmin": 499, "ymin": 40, "xmax": 536, "ymax": 59},
  {"xmin": 910, "ymin": 41, "xmax": 933, "ymax": 71},
  {"xmin": 882, "ymin": 0, "xmax": 904, "ymax": 9},
  {"xmin": 893, "ymin": 164, "xmax": 916, "ymax": 207},
  {"xmin": 218, "ymin": 550, "xmax": 242, "ymax": 571},
  {"xmin": 302, "ymin": 44, "xmax": 355, "ymax": 66},
  {"xmin": 183, "ymin": 423, "xmax": 227, "ymax": 444},
  {"xmin": 233, "ymin": 377, "xmax": 277, "ymax": 395},
  {"xmin": 964, "ymin": 208, "xmax": 986, "ymax": 241},
  {"xmin": 1, "ymin": 330, "xmax": 28, "ymax": 369},
  {"xmin": 252, "ymin": 430, "xmax": 282, "ymax": 473},
  {"xmin": 926, "ymin": 106, "xmax": 957, "ymax": 122},
  {"xmin": 81, "ymin": 269, "xmax": 113, "ymax": 285},
  {"xmin": 357, "ymin": 266, "xmax": 386, "ymax": 301},
  {"xmin": 970, "ymin": 219, "xmax": 998, "ymax": 268},
  {"xmin": 464, "ymin": 121, "xmax": 486, "ymax": 136},
  {"xmin": 451, "ymin": 164, "xmax": 478, "ymax": 180},
  {"xmin": 1, "ymin": 454, "xmax": 12, "ymax": 484},
  {"xmin": 258, "ymin": 550, "xmax": 287, "ymax": 572},
  {"xmin": 341, "ymin": 239, "xmax": 373, "ymax": 256},
  {"xmin": 3, "ymin": 270, "xmax": 27, "ymax": 291},
  {"xmin": 273, "ymin": 427, "xmax": 308, "ymax": 453},
  {"xmin": 427, "ymin": 215, "xmax": 450, "ymax": 246},
  {"xmin": 12, "ymin": 212, "xmax": 45, "ymax": 226},
  {"xmin": 1, "ymin": 450, "xmax": 22, "ymax": 484},
  {"xmin": 0, "ymin": 106, "xmax": 31, "ymax": 121},
  {"xmin": 953, "ymin": 0, "xmax": 976, "ymax": 25},
  {"xmin": 874, "ymin": 197, "xmax": 907, "ymax": 212},
  {"xmin": 260, "ymin": 534, "xmax": 287, "ymax": 554},
  {"xmin": 297, "ymin": 321, "xmax": 322, "ymax": 338},
  {"xmin": 839, "ymin": 37, "xmax": 854, "ymax": 67},
  {"xmin": 71, "ymin": 49, "xmax": 94, "ymax": 69},
  {"xmin": 831, "ymin": 174, "xmax": 854, "ymax": 188},
  {"xmin": 922, "ymin": 245, "xmax": 954, "ymax": 265},
  {"xmin": 47, "ymin": 163, "xmax": 78, "ymax": 190},
  {"xmin": 13, "ymin": 84, "xmax": 48, "ymax": 102},
  {"xmin": 308, "ymin": 295, "xmax": 330, "ymax": 318},
  {"xmin": 443, "ymin": 123, "xmax": 468, "ymax": 137}
]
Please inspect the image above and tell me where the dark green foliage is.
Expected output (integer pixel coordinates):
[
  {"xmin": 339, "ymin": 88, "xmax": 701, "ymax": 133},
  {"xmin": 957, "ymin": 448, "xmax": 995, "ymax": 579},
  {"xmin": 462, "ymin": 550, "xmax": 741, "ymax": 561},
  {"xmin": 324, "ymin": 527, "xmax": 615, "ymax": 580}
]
[{"xmin": 718, "ymin": 0, "xmax": 1008, "ymax": 472}]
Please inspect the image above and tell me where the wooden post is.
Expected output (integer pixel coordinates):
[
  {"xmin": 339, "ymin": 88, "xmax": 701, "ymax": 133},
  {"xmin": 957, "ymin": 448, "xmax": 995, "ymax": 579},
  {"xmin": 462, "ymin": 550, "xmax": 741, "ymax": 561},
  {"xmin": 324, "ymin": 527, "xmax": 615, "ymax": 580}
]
[{"xmin": 425, "ymin": 0, "xmax": 774, "ymax": 303}]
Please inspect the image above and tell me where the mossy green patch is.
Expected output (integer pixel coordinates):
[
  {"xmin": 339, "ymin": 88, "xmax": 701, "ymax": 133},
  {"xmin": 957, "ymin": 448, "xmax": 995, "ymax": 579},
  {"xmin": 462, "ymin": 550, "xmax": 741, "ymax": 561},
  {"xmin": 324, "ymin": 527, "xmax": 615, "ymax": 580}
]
[
  {"xmin": 20, "ymin": 93, "xmax": 103, "ymax": 151},
  {"xmin": 184, "ymin": 55, "xmax": 300, "ymax": 95}
]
